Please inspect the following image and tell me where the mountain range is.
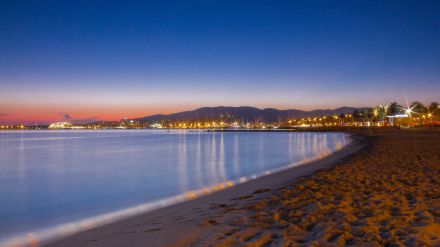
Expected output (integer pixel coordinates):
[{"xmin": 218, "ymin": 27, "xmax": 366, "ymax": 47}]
[{"xmin": 137, "ymin": 106, "xmax": 369, "ymax": 122}]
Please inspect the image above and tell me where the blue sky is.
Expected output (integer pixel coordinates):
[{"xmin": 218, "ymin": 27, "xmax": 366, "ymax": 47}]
[{"xmin": 1, "ymin": 0, "xmax": 439, "ymax": 123}]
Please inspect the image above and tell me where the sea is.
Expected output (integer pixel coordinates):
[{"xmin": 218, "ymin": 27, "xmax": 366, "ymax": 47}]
[{"xmin": 0, "ymin": 130, "xmax": 350, "ymax": 246}]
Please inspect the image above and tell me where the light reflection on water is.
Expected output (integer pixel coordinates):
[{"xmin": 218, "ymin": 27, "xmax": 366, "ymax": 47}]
[{"xmin": 0, "ymin": 130, "xmax": 350, "ymax": 246}]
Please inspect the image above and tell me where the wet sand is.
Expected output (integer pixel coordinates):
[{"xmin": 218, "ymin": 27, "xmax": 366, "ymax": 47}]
[{"xmin": 45, "ymin": 129, "xmax": 440, "ymax": 246}]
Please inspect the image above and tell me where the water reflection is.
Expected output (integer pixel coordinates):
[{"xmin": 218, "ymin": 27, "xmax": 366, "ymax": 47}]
[
  {"xmin": 195, "ymin": 132, "xmax": 203, "ymax": 188},
  {"xmin": 218, "ymin": 132, "xmax": 226, "ymax": 182},
  {"xmin": 0, "ymin": 130, "xmax": 350, "ymax": 246},
  {"xmin": 178, "ymin": 132, "xmax": 188, "ymax": 192},
  {"xmin": 232, "ymin": 134, "xmax": 240, "ymax": 176}
]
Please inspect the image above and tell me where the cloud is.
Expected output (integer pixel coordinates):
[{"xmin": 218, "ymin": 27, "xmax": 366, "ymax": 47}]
[
  {"xmin": 0, "ymin": 113, "xmax": 14, "ymax": 117},
  {"xmin": 58, "ymin": 113, "xmax": 72, "ymax": 120}
]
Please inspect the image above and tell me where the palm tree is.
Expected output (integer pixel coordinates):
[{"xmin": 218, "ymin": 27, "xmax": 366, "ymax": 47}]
[
  {"xmin": 388, "ymin": 102, "xmax": 399, "ymax": 115},
  {"xmin": 351, "ymin": 109, "xmax": 359, "ymax": 120},
  {"xmin": 409, "ymin": 101, "xmax": 426, "ymax": 115},
  {"xmin": 375, "ymin": 105, "xmax": 387, "ymax": 122},
  {"xmin": 366, "ymin": 108, "xmax": 374, "ymax": 122},
  {"xmin": 359, "ymin": 110, "xmax": 366, "ymax": 125},
  {"xmin": 409, "ymin": 102, "xmax": 428, "ymax": 125},
  {"xmin": 429, "ymin": 102, "xmax": 439, "ymax": 115}
]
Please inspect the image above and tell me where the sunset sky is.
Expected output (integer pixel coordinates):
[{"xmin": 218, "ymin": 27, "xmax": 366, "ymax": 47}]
[{"xmin": 1, "ymin": 0, "xmax": 440, "ymax": 124}]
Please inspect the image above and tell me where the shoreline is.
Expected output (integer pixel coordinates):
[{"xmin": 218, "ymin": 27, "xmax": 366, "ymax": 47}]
[{"xmin": 43, "ymin": 133, "xmax": 365, "ymax": 247}]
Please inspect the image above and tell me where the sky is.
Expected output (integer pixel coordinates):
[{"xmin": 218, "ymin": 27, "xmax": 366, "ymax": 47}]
[{"xmin": 1, "ymin": 0, "xmax": 440, "ymax": 124}]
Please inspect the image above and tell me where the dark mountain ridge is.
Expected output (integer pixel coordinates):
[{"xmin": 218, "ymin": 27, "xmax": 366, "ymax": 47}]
[{"xmin": 137, "ymin": 106, "xmax": 369, "ymax": 122}]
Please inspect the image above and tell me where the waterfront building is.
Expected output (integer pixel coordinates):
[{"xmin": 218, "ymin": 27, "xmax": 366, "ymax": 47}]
[{"xmin": 48, "ymin": 122, "xmax": 73, "ymax": 129}]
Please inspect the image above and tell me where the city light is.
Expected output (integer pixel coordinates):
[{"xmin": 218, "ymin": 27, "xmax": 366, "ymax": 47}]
[{"xmin": 2, "ymin": 101, "xmax": 439, "ymax": 131}]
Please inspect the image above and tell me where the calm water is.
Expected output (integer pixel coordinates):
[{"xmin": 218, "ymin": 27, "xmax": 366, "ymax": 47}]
[{"xmin": 0, "ymin": 130, "xmax": 350, "ymax": 245}]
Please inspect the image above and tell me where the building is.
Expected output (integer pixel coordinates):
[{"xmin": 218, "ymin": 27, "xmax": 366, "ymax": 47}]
[
  {"xmin": 48, "ymin": 122, "xmax": 73, "ymax": 129},
  {"xmin": 386, "ymin": 114, "xmax": 413, "ymax": 127}
]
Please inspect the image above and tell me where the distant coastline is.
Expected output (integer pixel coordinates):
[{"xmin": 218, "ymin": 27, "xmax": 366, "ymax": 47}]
[{"xmin": 2, "ymin": 102, "xmax": 439, "ymax": 130}]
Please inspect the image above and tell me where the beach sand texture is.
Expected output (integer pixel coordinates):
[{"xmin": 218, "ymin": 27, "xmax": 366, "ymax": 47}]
[
  {"xmin": 195, "ymin": 129, "xmax": 440, "ymax": 246},
  {"xmin": 46, "ymin": 129, "xmax": 440, "ymax": 247}
]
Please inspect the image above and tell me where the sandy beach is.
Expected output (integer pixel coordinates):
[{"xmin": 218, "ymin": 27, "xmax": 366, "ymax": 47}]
[{"xmin": 45, "ymin": 129, "xmax": 440, "ymax": 247}]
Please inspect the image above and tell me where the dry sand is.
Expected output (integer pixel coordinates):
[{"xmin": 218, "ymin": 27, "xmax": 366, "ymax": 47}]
[{"xmin": 45, "ymin": 129, "xmax": 440, "ymax": 247}]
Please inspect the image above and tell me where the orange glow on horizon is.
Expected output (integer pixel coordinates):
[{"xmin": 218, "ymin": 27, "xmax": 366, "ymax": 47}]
[{"xmin": 0, "ymin": 104, "xmax": 195, "ymax": 125}]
